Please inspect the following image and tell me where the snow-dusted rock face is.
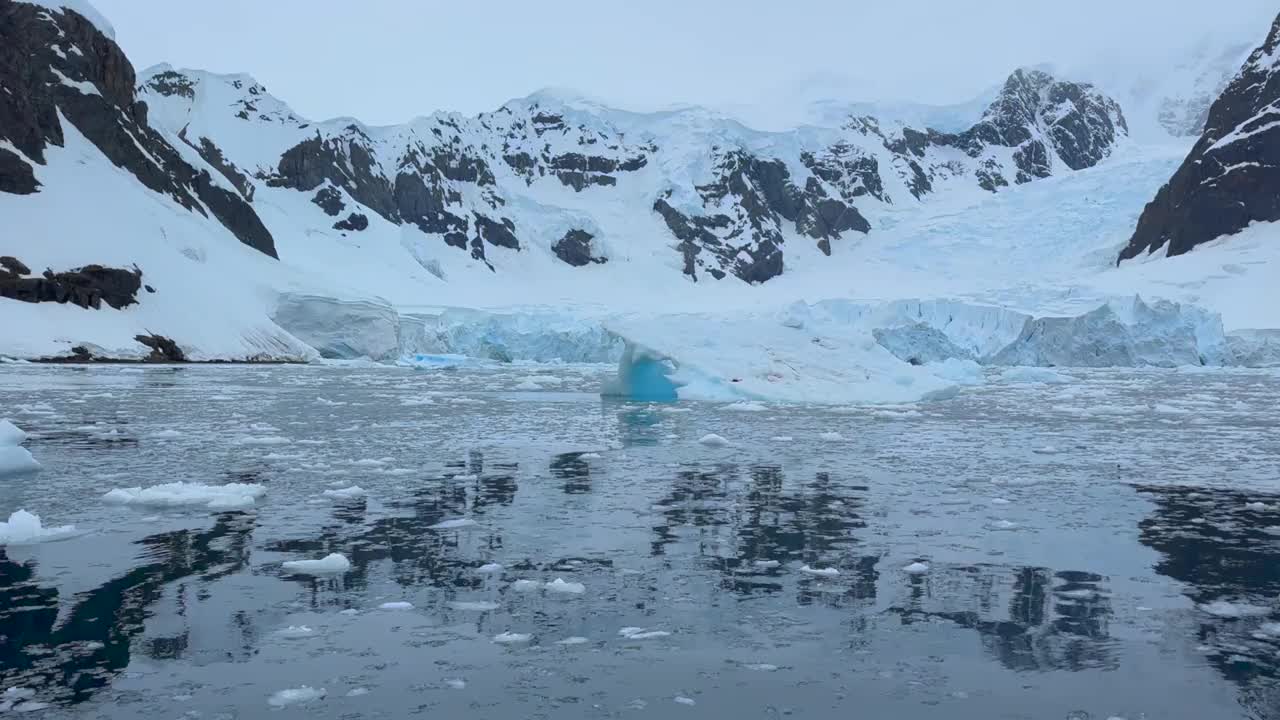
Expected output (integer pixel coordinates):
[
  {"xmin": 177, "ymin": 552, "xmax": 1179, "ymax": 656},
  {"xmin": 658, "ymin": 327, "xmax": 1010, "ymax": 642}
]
[
  {"xmin": 1120, "ymin": 13, "xmax": 1280, "ymax": 263},
  {"xmin": 0, "ymin": 1, "xmax": 275, "ymax": 257},
  {"xmin": 135, "ymin": 61, "xmax": 1127, "ymax": 285}
]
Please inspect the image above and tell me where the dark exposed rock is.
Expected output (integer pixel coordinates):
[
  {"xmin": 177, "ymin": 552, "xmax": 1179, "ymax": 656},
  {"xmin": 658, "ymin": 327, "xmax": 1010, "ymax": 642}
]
[
  {"xmin": 143, "ymin": 70, "xmax": 195, "ymax": 99},
  {"xmin": 134, "ymin": 333, "xmax": 186, "ymax": 362},
  {"xmin": 552, "ymin": 229, "xmax": 607, "ymax": 267},
  {"xmin": 0, "ymin": 2, "xmax": 277, "ymax": 257},
  {"xmin": 1, "ymin": 263, "xmax": 142, "ymax": 309},
  {"xmin": 474, "ymin": 214, "xmax": 519, "ymax": 249},
  {"xmin": 311, "ymin": 186, "xmax": 345, "ymax": 216},
  {"xmin": 333, "ymin": 212, "xmax": 368, "ymax": 232},
  {"xmin": 1119, "ymin": 12, "xmax": 1280, "ymax": 263},
  {"xmin": 0, "ymin": 256, "xmax": 30, "ymax": 276},
  {"xmin": 184, "ymin": 133, "xmax": 254, "ymax": 200}
]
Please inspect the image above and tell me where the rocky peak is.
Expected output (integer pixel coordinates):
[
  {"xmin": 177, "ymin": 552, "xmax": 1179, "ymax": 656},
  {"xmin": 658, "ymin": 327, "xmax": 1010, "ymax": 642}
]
[
  {"xmin": 0, "ymin": 0, "xmax": 276, "ymax": 256},
  {"xmin": 1119, "ymin": 12, "xmax": 1280, "ymax": 263}
]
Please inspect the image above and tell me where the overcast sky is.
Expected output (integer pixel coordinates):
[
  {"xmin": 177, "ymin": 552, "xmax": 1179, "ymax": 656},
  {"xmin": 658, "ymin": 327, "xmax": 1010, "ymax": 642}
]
[{"xmin": 94, "ymin": 0, "xmax": 1278, "ymax": 126}]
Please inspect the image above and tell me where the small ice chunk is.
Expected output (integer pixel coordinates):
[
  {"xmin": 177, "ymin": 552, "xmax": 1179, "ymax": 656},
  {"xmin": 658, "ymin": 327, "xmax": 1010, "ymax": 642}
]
[
  {"xmin": 149, "ymin": 429, "xmax": 183, "ymax": 439},
  {"xmin": 449, "ymin": 600, "xmax": 499, "ymax": 611},
  {"xmin": 800, "ymin": 565, "xmax": 840, "ymax": 577},
  {"xmin": 771, "ymin": 436, "xmax": 793, "ymax": 442},
  {"xmin": 323, "ymin": 485, "xmax": 367, "ymax": 500},
  {"xmin": 379, "ymin": 601, "xmax": 413, "ymax": 610},
  {"xmin": 698, "ymin": 433, "xmax": 730, "ymax": 447},
  {"xmin": 3, "ymin": 688, "xmax": 35, "ymax": 701},
  {"xmin": 350, "ymin": 458, "xmax": 387, "ymax": 467},
  {"xmin": 0, "ymin": 419, "xmax": 28, "ymax": 446},
  {"xmin": 753, "ymin": 559, "xmax": 781, "ymax": 569},
  {"xmin": 674, "ymin": 696, "xmax": 696, "ymax": 706},
  {"xmin": 556, "ymin": 636, "xmax": 589, "ymax": 645},
  {"xmin": 476, "ymin": 562, "xmax": 504, "ymax": 574},
  {"xmin": 514, "ymin": 381, "xmax": 541, "ymax": 391},
  {"xmin": 430, "ymin": 517, "xmax": 478, "ymax": 530},
  {"xmin": 104, "ymin": 482, "xmax": 266, "ymax": 510},
  {"xmin": 234, "ymin": 435, "xmax": 291, "ymax": 446},
  {"xmin": 819, "ymin": 432, "xmax": 844, "ymax": 442},
  {"xmin": 904, "ymin": 562, "xmax": 930, "ymax": 575},
  {"xmin": 1245, "ymin": 502, "xmax": 1269, "ymax": 511},
  {"xmin": 1198, "ymin": 600, "xmax": 1271, "ymax": 618},
  {"xmin": 345, "ymin": 687, "xmax": 369, "ymax": 697},
  {"xmin": 267, "ymin": 686, "xmax": 326, "ymax": 707},
  {"xmin": 511, "ymin": 579, "xmax": 541, "ymax": 592},
  {"xmin": 444, "ymin": 679, "xmax": 467, "ymax": 690},
  {"xmin": 725, "ymin": 401, "xmax": 766, "ymax": 412},
  {"xmin": 273, "ymin": 625, "xmax": 315, "ymax": 638},
  {"xmin": 282, "ymin": 553, "xmax": 352, "ymax": 574},
  {"xmin": 1031, "ymin": 445, "xmax": 1061, "ymax": 455},
  {"xmin": 619, "ymin": 627, "xmax": 670, "ymax": 639},
  {"xmin": 0, "ymin": 510, "xmax": 78, "ymax": 545},
  {"xmin": 986, "ymin": 520, "xmax": 1020, "ymax": 531},
  {"xmin": 492, "ymin": 631, "xmax": 532, "ymax": 644},
  {"xmin": 579, "ymin": 452, "xmax": 603, "ymax": 460},
  {"xmin": 0, "ymin": 446, "xmax": 41, "ymax": 477},
  {"xmin": 745, "ymin": 663, "xmax": 778, "ymax": 671},
  {"xmin": 991, "ymin": 498, "xmax": 1011, "ymax": 505},
  {"xmin": 338, "ymin": 608, "xmax": 360, "ymax": 616},
  {"xmin": 546, "ymin": 578, "xmax": 585, "ymax": 594}
]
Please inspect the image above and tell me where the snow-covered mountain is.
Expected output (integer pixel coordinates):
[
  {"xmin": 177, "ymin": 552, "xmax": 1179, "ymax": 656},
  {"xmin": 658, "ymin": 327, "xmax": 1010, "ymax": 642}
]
[
  {"xmin": 1119, "ymin": 11, "xmax": 1280, "ymax": 263},
  {"xmin": 1, "ymin": 0, "xmax": 1276, "ymax": 372},
  {"xmin": 133, "ymin": 61, "xmax": 1127, "ymax": 286}
]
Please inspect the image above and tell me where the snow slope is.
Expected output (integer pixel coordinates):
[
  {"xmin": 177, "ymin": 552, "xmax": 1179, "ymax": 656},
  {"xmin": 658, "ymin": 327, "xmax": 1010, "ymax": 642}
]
[{"xmin": 2, "ymin": 0, "xmax": 1277, "ymax": 402}]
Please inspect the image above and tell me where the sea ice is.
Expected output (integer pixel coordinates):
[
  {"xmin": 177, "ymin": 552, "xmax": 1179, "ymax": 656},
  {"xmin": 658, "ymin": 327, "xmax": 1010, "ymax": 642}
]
[
  {"xmin": 273, "ymin": 625, "xmax": 316, "ymax": 638},
  {"xmin": 800, "ymin": 565, "xmax": 840, "ymax": 577},
  {"xmin": 674, "ymin": 696, "xmax": 696, "ymax": 706},
  {"xmin": 267, "ymin": 686, "xmax": 326, "ymax": 707},
  {"xmin": 444, "ymin": 679, "xmax": 467, "ymax": 689},
  {"xmin": 698, "ymin": 433, "xmax": 731, "ymax": 447},
  {"xmin": 556, "ymin": 636, "xmax": 590, "ymax": 645},
  {"xmin": 322, "ymin": 485, "xmax": 367, "ymax": 500},
  {"xmin": 346, "ymin": 688, "xmax": 369, "ymax": 697},
  {"xmin": 1198, "ymin": 600, "xmax": 1271, "ymax": 619},
  {"xmin": 492, "ymin": 631, "xmax": 532, "ymax": 644},
  {"xmin": 619, "ymin": 627, "xmax": 671, "ymax": 640},
  {"xmin": 0, "ymin": 419, "xmax": 29, "ymax": 445},
  {"xmin": 449, "ymin": 601, "xmax": 500, "ymax": 611},
  {"xmin": 819, "ymin": 432, "xmax": 844, "ymax": 442},
  {"xmin": 379, "ymin": 601, "xmax": 414, "ymax": 610},
  {"xmin": 0, "ymin": 420, "xmax": 39, "ymax": 477},
  {"xmin": 149, "ymin": 429, "xmax": 183, "ymax": 439},
  {"xmin": 999, "ymin": 367, "xmax": 1073, "ymax": 384},
  {"xmin": 104, "ymin": 482, "xmax": 266, "ymax": 510},
  {"xmin": 430, "ymin": 517, "xmax": 478, "ymax": 530},
  {"xmin": 726, "ymin": 401, "xmax": 767, "ymax": 412},
  {"xmin": 511, "ymin": 579, "xmax": 541, "ymax": 592},
  {"xmin": 753, "ymin": 559, "xmax": 781, "ymax": 569},
  {"xmin": 546, "ymin": 578, "xmax": 586, "ymax": 594},
  {"xmin": 904, "ymin": 562, "xmax": 931, "ymax": 575},
  {"xmin": 476, "ymin": 563, "xmax": 504, "ymax": 574},
  {"xmin": 282, "ymin": 553, "xmax": 352, "ymax": 574},
  {"xmin": 0, "ymin": 510, "xmax": 78, "ymax": 545}
]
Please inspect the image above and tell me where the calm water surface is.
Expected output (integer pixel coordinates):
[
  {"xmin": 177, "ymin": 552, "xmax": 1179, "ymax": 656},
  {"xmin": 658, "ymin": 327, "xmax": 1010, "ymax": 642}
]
[{"xmin": 1, "ymin": 364, "xmax": 1279, "ymax": 719}]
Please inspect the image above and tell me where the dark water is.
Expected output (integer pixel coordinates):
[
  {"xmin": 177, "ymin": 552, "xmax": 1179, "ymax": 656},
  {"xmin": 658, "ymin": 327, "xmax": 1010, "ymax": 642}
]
[{"xmin": 1, "ymin": 364, "xmax": 1279, "ymax": 718}]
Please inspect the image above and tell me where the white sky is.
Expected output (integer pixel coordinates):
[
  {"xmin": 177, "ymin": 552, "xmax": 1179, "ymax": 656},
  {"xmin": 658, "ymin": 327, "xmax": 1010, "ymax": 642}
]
[{"xmin": 93, "ymin": 0, "xmax": 1278, "ymax": 126}]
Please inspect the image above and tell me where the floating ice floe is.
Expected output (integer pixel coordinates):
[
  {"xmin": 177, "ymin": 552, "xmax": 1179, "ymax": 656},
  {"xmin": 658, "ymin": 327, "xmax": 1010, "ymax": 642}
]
[
  {"xmin": 753, "ymin": 559, "xmax": 781, "ymax": 569},
  {"xmin": 674, "ymin": 696, "xmax": 696, "ymax": 706},
  {"xmin": 104, "ymin": 482, "xmax": 266, "ymax": 510},
  {"xmin": 556, "ymin": 636, "xmax": 590, "ymax": 645},
  {"xmin": 0, "ymin": 419, "xmax": 40, "ymax": 477},
  {"xmin": 1198, "ymin": 600, "xmax": 1272, "ymax": 619},
  {"xmin": 449, "ymin": 600, "xmax": 499, "ymax": 611},
  {"xmin": 345, "ymin": 688, "xmax": 369, "ymax": 697},
  {"xmin": 430, "ymin": 517, "xmax": 478, "ymax": 530},
  {"xmin": 579, "ymin": 452, "xmax": 603, "ymax": 460},
  {"xmin": 725, "ymin": 401, "xmax": 767, "ymax": 412},
  {"xmin": 985, "ymin": 520, "xmax": 1020, "ymax": 531},
  {"xmin": 511, "ymin": 579, "xmax": 541, "ymax": 592},
  {"xmin": 444, "ymin": 679, "xmax": 467, "ymax": 690},
  {"xmin": 619, "ymin": 627, "xmax": 671, "ymax": 640},
  {"xmin": 698, "ymin": 433, "xmax": 731, "ymax": 447},
  {"xmin": 492, "ymin": 631, "xmax": 532, "ymax": 644},
  {"xmin": 999, "ymin": 367, "xmax": 1073, "ymax": 384},
  {"xmin": 322, "ymin": 485, "xmax": 367, "ymax": 500},
  {"xmin": 379, "ymin": 601, "xmax": 414, "ymax": 610},
  {"xmin": 545, "ymin": 578, "xmax": 586, "ymax": 594},
  {"xmin": 745, "ymin": 663, "xmax": 779, "ymax": 671},
  {"xmin": 1244, "ymin": 502, "xmax": 1269, "ymax": 511},
  {"xmin": 904, "ymin": 562, "xmax": 931, "ymax": 575},
  {"xmin": 818, "ymin": 432, "xmax": 844, "ymax": 442},
  {"xmin": 514, "ymin": 380, "xmax": 541, "ymax": 391},
  {"xmin": 149, "ymin": 429, "xmax": 183, "ymax": 439},
  {"xmin": 234, "ymin": 435, "xmax": 292, "ymax": 446},
  {"xmin": 476, "ymin": 563, "xmax": 504, "ymax": 574},
  {"xmin": 0, "ymin": 510, "xmax": 78, "ymax": 545},
  {"xmin": 282, "ymin": 553, "xmax": 352, "ymax": 575},
  {"xmin": 273, "ymin": 625, "xmax": 316, "ymax": 638},
  {"xmin": 267, "ymin": 686, "xmax": 326, "ymax": 707},
  {"xmin": 800, "ymin": 565, "xmax": 840, "ymax": 577}
]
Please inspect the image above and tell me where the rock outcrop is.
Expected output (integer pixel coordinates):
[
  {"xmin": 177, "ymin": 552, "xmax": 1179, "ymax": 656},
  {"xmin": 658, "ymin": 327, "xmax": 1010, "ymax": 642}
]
[
  {"xmin": 1119, "ymin": 13, "xmax": 1280, "ymax": 263},
  {"xmin": 0, "ymin": 260, "xmax": 142, "ymax": 309},
  {"xmin": 0, "ymin": 1, "xmax": 277, "ymax": 257}
]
